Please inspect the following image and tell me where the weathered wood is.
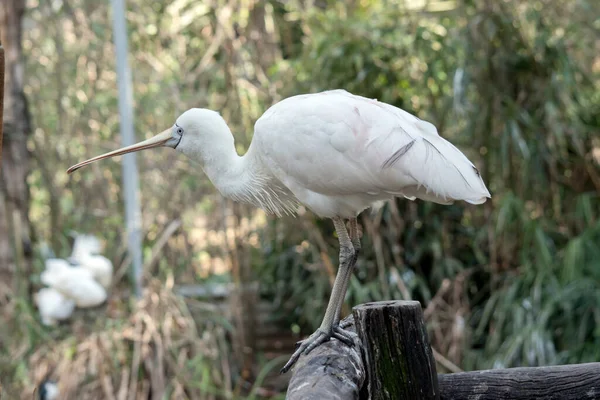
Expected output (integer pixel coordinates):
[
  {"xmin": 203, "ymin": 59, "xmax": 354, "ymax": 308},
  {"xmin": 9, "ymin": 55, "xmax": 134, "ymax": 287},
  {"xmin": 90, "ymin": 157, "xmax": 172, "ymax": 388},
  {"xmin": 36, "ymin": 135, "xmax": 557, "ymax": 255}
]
[
  {"xmin": 284, "ymin": 301, "xmax": 600, "ymax": 400},
  {"xmin": 438, "ymin": 362, "xmax": 600, "ymax": 400},
  {"xmin": 353, "ymin": 300, "xmax": 439, "ymax": 400},
  {"xmin": 286, "ymin": 316, "xmax": 365, "ymax": 400},
  {"xmin": 230, "ymin": 281, "xmax": 259, "ymax": 380}
]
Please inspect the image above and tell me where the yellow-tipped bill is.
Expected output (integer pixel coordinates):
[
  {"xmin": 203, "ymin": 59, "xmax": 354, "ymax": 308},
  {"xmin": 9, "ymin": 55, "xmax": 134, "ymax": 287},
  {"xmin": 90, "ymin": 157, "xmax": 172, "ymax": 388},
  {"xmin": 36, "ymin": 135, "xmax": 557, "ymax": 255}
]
[{"xmin": 67, "ymin": 129, "xmax": 175, "ymax": 174}]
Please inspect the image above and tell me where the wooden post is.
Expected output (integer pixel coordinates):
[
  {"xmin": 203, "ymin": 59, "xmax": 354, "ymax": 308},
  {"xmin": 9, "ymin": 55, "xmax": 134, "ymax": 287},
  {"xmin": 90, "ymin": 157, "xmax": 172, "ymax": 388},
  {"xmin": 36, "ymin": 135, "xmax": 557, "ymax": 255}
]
[
  {"xmin": 229, "ymin": 281, "xmax": 258, "ymax": 382},
  {"xmin": 438, "ymin": 362, "xmax": 600, "ymax": 400},
  {"xmin": 286, "ymin": 316, "xmax": 365, "ymax": 400},
  {"xmin": 353, "ymin": 301, "xmax": 440, "ymax": 400}
]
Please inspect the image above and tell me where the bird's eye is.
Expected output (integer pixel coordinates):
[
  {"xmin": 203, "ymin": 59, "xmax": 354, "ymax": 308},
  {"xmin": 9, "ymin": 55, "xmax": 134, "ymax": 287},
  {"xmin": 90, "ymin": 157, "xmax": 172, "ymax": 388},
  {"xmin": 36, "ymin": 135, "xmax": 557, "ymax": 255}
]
[{"xmin": 176, "ymin": 127, "xmax": 184, "ymax": 135}]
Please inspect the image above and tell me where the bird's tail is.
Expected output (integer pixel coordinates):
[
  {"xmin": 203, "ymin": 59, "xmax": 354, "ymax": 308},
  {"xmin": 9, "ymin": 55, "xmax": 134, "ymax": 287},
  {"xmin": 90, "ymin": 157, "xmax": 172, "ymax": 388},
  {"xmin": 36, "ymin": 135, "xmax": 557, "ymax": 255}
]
[{"xmin": 395, "ymin": 134, "xmax": 491, "ymax": 205}]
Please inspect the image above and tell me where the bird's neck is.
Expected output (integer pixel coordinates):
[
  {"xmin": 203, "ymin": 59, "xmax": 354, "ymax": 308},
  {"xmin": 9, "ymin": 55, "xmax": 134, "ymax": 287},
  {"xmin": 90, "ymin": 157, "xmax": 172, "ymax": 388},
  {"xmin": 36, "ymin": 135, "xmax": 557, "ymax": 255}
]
[
  {"xmin": 71, "ymin": 247, "xmax": 89, "ymax": 261},
  {"xmin": 203, "ymin": 147, "xmax": 258, "ymax": 201},
  {"xmin": 177, "ymin": 119, "xmax": 297, "ymax": 216},
  {"xmin": 200, "ymin": 143, "xmax": 298, "ymax": 216},
  {"xmin": 179, "ymin": 127, "xmax": 262, "ymax": 203}
]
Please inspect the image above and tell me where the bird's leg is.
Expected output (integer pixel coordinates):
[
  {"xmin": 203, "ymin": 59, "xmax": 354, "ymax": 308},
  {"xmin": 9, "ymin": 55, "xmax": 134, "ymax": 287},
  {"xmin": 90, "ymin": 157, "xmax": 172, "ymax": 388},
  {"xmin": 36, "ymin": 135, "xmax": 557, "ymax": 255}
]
[
  {"xmin": 335, "ymin": 217, "xmax": 361, "ymax": 331},
  {"xmin": 280, "ymin": 217, "xmax": 356, "ymax": 373},
  {"xmin": 349, "ymin": 217, "xmax": 362, "ymax": 256}
]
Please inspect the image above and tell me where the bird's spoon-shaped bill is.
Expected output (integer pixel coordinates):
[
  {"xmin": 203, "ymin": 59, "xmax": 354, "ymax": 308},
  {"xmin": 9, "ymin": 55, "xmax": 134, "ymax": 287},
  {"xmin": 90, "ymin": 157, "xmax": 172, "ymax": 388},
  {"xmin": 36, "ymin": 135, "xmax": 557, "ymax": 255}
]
[{"xmin": 66, "ymin": 129, "xmax": 173, "ymax": 174}]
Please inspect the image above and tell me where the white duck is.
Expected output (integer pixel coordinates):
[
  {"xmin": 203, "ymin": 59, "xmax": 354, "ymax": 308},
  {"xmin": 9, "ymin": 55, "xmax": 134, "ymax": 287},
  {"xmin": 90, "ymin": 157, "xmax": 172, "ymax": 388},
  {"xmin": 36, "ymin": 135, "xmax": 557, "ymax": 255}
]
[
  {"xmin": 69, "ymin": 234, "xmax": 113, "ymax": 289},
  {"xmin": 34, "ymin": 287, "xmax": 75, "ymax": 326},
  {"xmin": 41, "ymin": 259, "xmax": 107, "ymax": 308}
]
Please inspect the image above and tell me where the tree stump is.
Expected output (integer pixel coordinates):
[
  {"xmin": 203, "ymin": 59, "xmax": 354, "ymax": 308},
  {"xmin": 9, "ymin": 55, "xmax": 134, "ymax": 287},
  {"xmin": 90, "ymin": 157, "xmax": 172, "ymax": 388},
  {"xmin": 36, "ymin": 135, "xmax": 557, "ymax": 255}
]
[{"xmin": 353, "ymin": 300, "xmax": 439, "ymax": 400}]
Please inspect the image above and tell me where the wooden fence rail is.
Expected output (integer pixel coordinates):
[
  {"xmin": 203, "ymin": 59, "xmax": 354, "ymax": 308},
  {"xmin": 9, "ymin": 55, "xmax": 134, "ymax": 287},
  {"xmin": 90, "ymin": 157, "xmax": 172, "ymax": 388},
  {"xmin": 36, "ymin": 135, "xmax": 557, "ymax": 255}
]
[
  {"xmin": 438, "ymin": 363, "xmax": 600, "ymax": 400},
  {"xmin": 286, "ymin": 300, "xmax": 600, "ymax": 400}
]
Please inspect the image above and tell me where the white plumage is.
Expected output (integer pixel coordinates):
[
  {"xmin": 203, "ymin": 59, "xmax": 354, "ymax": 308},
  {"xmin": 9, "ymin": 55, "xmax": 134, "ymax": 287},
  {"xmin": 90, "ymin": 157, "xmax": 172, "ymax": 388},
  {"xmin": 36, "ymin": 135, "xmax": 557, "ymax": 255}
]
[
  {"xmin": 41, "ymin": 259, "xmax": 107, "ymax": 308},
  {"xmin": 253, "ymin": 90, "xmax": 489, "ymax": 215},
  {"xmin": 70, "ymin": 234, "xmax": 113, "ymax": 289},
  {"xmin": 38, "ymin": 380, "xmax": 60, "ymax": 400},
  {"xmin": 34, "ymin": 287, "xmax": 75, "ymax": 326},
  {"xmin": 169, "ymin": 90, "xmax": 490, "ymax": 217},
  {"xmin": 67, "ymin": 89, "xmax": 491, "ymax": 372}
]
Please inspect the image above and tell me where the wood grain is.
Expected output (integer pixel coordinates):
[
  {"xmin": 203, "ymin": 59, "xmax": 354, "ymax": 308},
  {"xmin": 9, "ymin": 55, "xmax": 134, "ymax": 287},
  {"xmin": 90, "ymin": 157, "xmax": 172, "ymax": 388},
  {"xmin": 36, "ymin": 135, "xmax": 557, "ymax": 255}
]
[
  {"xmin": 286, "ymin": 315, "xmax": 365, "ymax": 400},
  {"xmin": 439, "ymin": 362, "xmax": 600, "ymax": 400},
  {"xmin": 353, "ymin": 300, "xmax": 440, "ymax": 400}
]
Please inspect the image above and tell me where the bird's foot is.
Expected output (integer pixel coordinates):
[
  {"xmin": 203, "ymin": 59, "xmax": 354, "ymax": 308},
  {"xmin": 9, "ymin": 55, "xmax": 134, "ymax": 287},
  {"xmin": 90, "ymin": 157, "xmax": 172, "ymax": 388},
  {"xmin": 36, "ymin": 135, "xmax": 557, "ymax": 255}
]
[
  {"xmin": 280, "ymin": 328, "xmax": 331, "ymax": 374},
  {"xmin": 339, "ymin": 318, "xmax": 354, "ymax": 329},
  {"xmin": 280, "ymin": 325, "xmax": 355, "ymax": 374},
  {"xmin": 333, "ymin": 325, "xmax": 354, "ymax": 344}
]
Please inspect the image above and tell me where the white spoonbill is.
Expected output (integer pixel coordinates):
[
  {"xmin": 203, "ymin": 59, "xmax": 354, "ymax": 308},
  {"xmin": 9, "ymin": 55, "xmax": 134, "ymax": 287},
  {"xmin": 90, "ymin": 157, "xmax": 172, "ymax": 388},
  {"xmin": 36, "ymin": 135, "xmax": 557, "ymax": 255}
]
[
  {"xmin": 67, "ymin": 89, "xmax": 490, "ymax": 372},
  {"xmin": 41, "ymin": 259, "xmax": 107, "ymax": 308},
  {"xmin": 34, "ymin": 287, "xmax": 76, "ymax": 326},
  {"xmin": 70, "ymin": 234, "xmax": 113, "ymax": 289}
]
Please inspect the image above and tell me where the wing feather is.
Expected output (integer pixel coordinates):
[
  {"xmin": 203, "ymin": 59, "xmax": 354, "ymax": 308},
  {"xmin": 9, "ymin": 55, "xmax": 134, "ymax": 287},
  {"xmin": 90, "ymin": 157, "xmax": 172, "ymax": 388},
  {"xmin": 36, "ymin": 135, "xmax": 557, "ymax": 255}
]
[{"xmin": 382, "ymin": 139, "xmax": 416, "ymax": 169}]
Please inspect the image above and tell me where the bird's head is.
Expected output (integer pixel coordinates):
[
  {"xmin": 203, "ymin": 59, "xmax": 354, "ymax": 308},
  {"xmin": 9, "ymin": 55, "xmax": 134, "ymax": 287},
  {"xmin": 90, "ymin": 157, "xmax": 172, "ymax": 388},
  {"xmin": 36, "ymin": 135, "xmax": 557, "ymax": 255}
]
[{"xmin": 66, "ymin": 108, "xmax": 226, "ymax": 174}]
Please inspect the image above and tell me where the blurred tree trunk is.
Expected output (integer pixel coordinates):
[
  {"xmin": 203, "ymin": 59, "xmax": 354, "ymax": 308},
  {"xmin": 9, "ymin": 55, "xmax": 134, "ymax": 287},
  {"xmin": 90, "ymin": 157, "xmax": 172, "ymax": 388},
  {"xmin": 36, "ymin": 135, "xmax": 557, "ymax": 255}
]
[
  {"xmin": 247, "ymin": 0, "xmax": 281, "ymax": 71},
  {"xmin": 0, "ymin": 0, "xmax": 33, "ymax": 297}
]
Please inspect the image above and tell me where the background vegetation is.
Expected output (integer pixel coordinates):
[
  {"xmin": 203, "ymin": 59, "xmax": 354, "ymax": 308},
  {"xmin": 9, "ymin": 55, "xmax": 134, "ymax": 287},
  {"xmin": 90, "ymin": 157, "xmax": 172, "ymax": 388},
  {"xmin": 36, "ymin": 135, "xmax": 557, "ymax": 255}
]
[{"xmin": 1, "ymin": 0, "xmax": 599, "ymax": 398}]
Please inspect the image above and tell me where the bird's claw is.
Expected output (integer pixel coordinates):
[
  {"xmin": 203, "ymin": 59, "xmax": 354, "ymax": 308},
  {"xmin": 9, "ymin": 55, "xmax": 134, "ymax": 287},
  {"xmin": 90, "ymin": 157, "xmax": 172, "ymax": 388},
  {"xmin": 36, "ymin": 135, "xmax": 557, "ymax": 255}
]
[
  {"xmin": 280, "ymin": 325, "xmax": 355, "ymax": 374},
  {"xmin": 332, "ymin": 326, "xmax": 355, "ymax": 346},
  {"xmin": 338, "ymin": 318, "xmax": 354, "ymax": 329},
  {"xmin": 281, "ymin": 328, "xmax": 330, "ymax": 374}
]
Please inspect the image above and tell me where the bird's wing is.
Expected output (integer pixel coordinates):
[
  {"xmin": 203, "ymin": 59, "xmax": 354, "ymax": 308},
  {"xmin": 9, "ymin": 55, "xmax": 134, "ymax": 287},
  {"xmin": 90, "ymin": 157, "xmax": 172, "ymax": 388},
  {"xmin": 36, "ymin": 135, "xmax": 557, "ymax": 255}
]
[
  {"xmin": 41, "ymin": 264, "xmax": 95, "ymax": 295},
  {"xmin": 37, "ymin": 288, "xmax": 75, "ymax": 319},
  {"xmin": 255, "ymin": 90, "xmax": 490, "ymax": 205},
  {"xmin": 63, "ymin": 278, "xmax": 107, "ymax": 308}
]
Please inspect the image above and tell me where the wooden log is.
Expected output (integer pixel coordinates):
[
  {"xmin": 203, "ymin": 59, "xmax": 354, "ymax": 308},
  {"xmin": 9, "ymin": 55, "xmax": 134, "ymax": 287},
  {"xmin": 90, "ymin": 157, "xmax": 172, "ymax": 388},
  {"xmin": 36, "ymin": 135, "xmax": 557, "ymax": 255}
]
[
  {"xmin": 438, "ymin": 362, "xmax": 600, "ymax": 400},
  {"xmin": 353, "ymin": 300, "xmax": 439, "ymax": 400},
  {"xmin": 286, "ymin": 316, "xmax": 365, "ymax": 400}
]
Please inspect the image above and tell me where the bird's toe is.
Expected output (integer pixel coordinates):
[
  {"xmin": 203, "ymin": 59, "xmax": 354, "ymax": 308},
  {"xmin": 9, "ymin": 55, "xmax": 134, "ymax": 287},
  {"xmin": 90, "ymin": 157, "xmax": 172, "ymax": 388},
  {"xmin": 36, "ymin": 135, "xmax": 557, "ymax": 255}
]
[
  {"xmin": 280, "ymin": 329, "xmax": 331, "ymax": 373},
  {"xmin": 332, "ymin": 326, "xmax": 355, "ymax": 346},
  {"xmin": 281, "ymin": 326, "xmax": 357, "ymax": 374},
  {"xmin": 302, "ymin": 329, "xmax": 331, "ymax": 355},
  {"xmin": 339, "ymin": 318, "xmax": 354, "ymax": 329}
]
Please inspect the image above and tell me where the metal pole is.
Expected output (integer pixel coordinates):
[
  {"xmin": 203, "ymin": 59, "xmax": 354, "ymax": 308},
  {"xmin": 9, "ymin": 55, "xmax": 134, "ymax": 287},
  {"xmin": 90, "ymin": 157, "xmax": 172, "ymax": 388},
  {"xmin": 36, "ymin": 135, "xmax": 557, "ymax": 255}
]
[{"xmin": 110, "ymin": 0, "xmax": 143, "ymax": 297}]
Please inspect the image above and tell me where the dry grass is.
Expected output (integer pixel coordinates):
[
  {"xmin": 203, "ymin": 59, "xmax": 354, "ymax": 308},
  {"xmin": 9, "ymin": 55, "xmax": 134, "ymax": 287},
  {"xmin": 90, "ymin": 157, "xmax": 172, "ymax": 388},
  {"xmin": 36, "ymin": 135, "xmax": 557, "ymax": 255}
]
[
  {"xmin": 423, "ymin": 273, "xmax": 471, "ymax": 373},
  {"xmin": 20, "ymin": 278, "xmax": 233, "ymax": 400}
]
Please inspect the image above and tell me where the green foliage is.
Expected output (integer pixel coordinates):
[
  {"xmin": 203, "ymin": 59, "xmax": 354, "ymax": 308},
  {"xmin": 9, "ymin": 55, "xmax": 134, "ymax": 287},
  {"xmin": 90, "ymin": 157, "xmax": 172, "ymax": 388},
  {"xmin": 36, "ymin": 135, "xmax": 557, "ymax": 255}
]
[
  {"xmin": 263, "ymin": 0, "xmax": 600, "ymax": 371},
  {"xmin": 13, "ymin": 0, "xmax": 600, "ymax": 395}
]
